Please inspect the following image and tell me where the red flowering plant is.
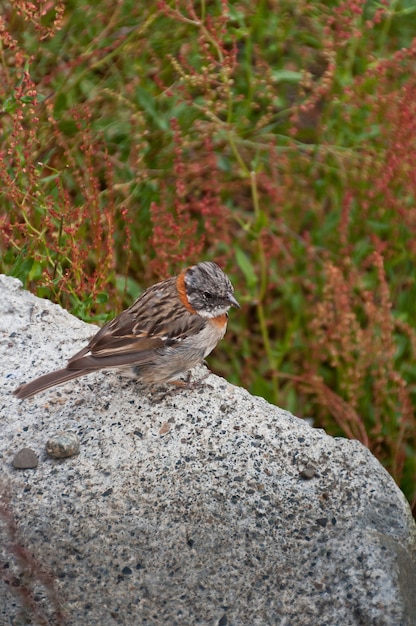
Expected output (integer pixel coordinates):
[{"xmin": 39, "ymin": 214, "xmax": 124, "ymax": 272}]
[{"xmin": 1, "ymin": 0, "xmax": 415, "ymax": 511}]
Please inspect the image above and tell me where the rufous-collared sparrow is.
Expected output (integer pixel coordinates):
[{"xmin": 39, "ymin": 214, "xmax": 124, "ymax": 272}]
[{"xmin": 13, "ymin": 261, "xmax": 239, "ymax": 399}]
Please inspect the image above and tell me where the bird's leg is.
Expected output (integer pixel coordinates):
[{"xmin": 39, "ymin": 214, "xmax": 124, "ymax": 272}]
[
  {"xmin": 150, "ymin": 369, "xmax": 212, "ymax": 402},
  {"xmin": 170, "ymin": 368, "xmax": 212, "ymax": 389}
]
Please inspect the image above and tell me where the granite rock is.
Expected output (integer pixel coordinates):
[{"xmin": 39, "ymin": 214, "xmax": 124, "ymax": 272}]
[{"xmin": 1, "ymin": 274, "xmax": 415, "ymax": 626}]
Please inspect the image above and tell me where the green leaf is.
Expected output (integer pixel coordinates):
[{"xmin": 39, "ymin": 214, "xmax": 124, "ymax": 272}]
[
  {"xmin": 271, "ymin": 70, "xmax": 303, "ymax": 84},
  {"xmin": 95, "ymin": 292, "xmax": 109, "ymax": 304},
  {"xmin": 12, "ymin": 256, "xmax": 34, "ymax": 283},
  {"xmin": 235, "ymin": 248, "xmax": 258, "ymax": 290},
  {"xmin": 1, "ymin": 96, "xmax": 17, "ymax": 114},
  {"xmin": 115, "ymin": 275, "xmax": 142, "ymax": 301},
  {"xmin": 135, "ymin": 88, "xmax": 169, "ymax": 131}
]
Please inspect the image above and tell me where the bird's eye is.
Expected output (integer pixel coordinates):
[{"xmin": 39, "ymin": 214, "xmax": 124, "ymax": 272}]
[{"xmin": 204, "ymin": 291, "xmax": 213, "ymax": 300}]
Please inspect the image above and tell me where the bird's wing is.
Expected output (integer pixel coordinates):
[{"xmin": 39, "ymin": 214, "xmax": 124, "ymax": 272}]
[{"xmin": 67, "ymin": 280, "xmax": 207, "ymax": 370}]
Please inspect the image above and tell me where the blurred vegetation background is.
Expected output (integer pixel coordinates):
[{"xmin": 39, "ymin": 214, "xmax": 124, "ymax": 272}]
[{"xmin": 1, "ymin": 0, "xmax": 415, "ymax": 512}]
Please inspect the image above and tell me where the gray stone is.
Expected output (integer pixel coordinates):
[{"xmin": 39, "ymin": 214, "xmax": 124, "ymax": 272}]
[
  {"xmin": 45, "ymin": 431, "xmax": 80, "ymax": 459},
  {"xmin": 12, "ymin": 447, "xmax": 38, "ymax": 469},
  {"xmin": 1, "ymin": 274, "xmax": 415, "ymax": 626}
]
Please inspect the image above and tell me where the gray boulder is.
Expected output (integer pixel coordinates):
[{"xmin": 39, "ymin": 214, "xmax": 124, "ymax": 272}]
[{"xmin": 1, "ymin": 274, "xmax": 415, "ymax": 626}]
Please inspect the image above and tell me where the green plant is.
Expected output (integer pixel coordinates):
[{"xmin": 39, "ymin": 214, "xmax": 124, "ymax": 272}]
[{"xmin": 1, "ymin": 0, "xmax": 415, "ymax": 511}]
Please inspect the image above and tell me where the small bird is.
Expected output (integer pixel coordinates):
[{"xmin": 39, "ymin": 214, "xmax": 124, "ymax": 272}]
[{"xmin": 14, "ymin": 261, "xmax": 239, "ymax": 400}]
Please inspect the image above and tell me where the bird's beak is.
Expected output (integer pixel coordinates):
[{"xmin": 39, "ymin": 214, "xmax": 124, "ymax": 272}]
[{"xmin": 228, "ymin": 293, "xmax": 240, "ymax": 308}]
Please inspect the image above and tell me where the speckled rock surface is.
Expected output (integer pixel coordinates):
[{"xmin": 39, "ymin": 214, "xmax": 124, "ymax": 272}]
[{"xmin": 1, "ymin": 274, "xmax": 415, "ymax": 626}]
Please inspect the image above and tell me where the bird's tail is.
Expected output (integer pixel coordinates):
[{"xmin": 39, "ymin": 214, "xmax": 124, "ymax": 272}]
[{"xmin": 13, "ymin": 368, "xmax": 90, "ymax": 400}]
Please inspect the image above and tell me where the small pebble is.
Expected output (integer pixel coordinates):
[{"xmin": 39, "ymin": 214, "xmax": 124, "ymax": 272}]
[
  {"xmin": 13, "ymin": 447, "xmax": 38, "ymax": 469},
  {"xmin": 159, "ymin": 422, "xmax": 170, "ymax": 435},
  {"xmin": 46, "ymin": 431, "xmax": 80, "ymax": 459},
  {"xmin": 299, "ymin": 465, "xmax": 317, "ymax": 480}
]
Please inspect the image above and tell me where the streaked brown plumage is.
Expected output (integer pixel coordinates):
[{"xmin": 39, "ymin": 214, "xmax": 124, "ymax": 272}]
[{"xmin": 13, "ymin": 262, "xmax": 239, "ymax": 400}]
